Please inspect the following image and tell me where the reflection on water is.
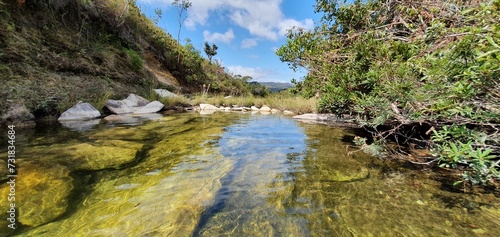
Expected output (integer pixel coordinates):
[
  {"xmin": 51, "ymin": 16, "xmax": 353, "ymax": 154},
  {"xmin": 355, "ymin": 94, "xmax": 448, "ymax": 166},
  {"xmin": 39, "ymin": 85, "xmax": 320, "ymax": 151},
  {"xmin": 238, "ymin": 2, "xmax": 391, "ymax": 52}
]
[{"xmin": 0, "ymin": 112, "xmax": 499, "ymax": 236}]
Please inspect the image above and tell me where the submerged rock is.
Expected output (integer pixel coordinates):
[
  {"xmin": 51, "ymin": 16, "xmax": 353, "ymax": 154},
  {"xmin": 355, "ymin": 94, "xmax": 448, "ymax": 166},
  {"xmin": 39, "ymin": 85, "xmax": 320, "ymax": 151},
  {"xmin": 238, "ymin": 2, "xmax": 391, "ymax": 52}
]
[
  {"xmin": 23, "ymin": 140, "xmax": 143, "ymax": 171},
  {"xmin": 324, "ymin": 166, "xmax": 369, "ymax": 182},
  {"xmin": 62, "ymin": 142, "xmax": 143, "ymax": 170},
  {"xmin": 58, "ymin": 102, "xmax": 101, "ymax": 121},
  {"xmin": 0, "ymin": 160, "xmax": 7, "ymax": 182},
  {"xmin": 0, "ymin": 163, "xmax": 73, "ymax": 228}
]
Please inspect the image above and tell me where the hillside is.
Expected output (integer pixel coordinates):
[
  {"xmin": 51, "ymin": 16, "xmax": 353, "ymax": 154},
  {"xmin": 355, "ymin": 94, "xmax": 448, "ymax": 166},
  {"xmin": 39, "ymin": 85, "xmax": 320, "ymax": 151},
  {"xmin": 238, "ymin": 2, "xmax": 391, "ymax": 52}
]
[{"xmin": 0, "ymin": 0, "xmax": 245, "ymax": 123}]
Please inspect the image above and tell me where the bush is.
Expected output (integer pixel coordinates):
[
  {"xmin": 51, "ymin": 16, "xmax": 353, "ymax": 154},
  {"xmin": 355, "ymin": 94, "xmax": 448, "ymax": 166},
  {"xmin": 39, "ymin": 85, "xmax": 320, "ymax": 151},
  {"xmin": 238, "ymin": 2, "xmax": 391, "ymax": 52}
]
[{"xmin": 276, "ymin": 0, "xmax": 500, "ymax": 186}]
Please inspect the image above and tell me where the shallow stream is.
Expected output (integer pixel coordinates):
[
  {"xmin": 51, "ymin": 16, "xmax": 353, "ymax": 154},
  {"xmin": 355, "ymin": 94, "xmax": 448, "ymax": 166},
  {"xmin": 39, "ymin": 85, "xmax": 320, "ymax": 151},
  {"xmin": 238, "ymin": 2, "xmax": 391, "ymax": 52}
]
[{"xmin": 0, "ymin": 112, "xmax": 499, "ymax": 236}]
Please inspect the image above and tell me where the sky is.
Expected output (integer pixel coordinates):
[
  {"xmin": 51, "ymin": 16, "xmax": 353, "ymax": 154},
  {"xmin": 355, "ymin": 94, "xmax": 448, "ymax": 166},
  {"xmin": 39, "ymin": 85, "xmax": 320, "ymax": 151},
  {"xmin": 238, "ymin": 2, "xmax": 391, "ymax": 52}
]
[{"xmin": 136, "ymin": 0, "xmax": 322, "ymax": 83}]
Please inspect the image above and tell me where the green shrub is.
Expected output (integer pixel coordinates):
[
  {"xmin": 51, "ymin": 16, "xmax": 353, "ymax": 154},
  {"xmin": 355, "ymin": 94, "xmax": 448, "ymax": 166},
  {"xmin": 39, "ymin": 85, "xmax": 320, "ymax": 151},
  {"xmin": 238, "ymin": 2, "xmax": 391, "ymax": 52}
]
[{"xmin": 277, "ymin": 0, "xmax": 500, "ymax": 186}]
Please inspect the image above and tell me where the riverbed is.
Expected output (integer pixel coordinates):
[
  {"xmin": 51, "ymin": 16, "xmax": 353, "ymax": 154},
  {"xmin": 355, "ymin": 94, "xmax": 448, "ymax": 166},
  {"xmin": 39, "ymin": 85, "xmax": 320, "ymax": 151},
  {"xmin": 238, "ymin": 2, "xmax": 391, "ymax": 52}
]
[{"xmin": 0, "ymin": 112, "xmax": 499, "ymax": 236}]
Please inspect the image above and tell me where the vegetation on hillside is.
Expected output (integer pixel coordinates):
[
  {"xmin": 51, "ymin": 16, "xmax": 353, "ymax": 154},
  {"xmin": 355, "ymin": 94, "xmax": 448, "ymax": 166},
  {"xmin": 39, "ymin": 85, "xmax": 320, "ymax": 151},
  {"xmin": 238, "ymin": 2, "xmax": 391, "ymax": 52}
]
[
  {"xmin": 277, "ymin": 0, "xmax": 500, "ymax": 187},
  {"xmin": 0, "ymin": 0, "xmax": 257, "ymax": 120}
]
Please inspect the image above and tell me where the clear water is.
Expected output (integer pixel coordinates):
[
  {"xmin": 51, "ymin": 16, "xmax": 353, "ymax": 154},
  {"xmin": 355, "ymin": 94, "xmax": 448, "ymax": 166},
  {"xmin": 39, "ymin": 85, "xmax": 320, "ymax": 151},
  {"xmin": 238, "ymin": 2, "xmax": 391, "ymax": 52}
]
[{"xmin": 0, "ymin": 112, "xmax": 499, "ymax": 236}]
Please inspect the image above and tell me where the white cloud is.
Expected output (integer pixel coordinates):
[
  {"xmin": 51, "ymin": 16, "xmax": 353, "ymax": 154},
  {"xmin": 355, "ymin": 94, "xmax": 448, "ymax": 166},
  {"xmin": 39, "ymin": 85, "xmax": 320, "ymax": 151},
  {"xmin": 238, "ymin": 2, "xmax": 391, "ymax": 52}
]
[
  {"xmin": 241, "ymin": 38, "xmax": 258, "ymax": 48},
  {"xmin": 138, "ymin": 0, "xmax": 314, "ymax": 41},
  {"xmin": 203, "ymin": 29, "xmax": 235, "ymax": 44}
]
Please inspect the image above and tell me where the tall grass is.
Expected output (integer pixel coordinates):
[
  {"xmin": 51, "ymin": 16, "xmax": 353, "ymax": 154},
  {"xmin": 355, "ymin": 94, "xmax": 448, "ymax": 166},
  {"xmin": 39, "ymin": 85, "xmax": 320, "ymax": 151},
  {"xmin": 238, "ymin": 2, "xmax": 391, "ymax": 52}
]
[
  {"xmin": 191, "ymin": 92, "xmax": 318, "ymax": 114},
  {"xmin": 93, "ymin": 91, "xmax": 113, "ymax": 110}
]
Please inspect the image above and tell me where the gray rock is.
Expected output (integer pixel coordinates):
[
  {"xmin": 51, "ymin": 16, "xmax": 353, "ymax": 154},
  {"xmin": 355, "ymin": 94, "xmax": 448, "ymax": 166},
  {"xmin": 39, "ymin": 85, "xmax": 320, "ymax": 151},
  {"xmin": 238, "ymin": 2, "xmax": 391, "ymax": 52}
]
[
  {"xmin": 293, "ymin": 113, "xmax": 338, "ymax": 121},
  {"xmin": 293, "ymin": 113, "xmax": 357, "ymax": 127},
  {"xmin": 154, "ymin": 89, "xmax": 178, "ymax": 98},
  {"xmin": 123, "ymin": 94, "xmax": 149, "ymax": 107},
  {"xmin": 271, "ymin": 109, "xmax": 280, "ymax": 113},
  {"xmin": 200, "ymin": 104, "xmax": 219, "ymax": 111},
  {"xmin": 134, "ymin": 101, "xmax": 165, "ymax": 114},
  {"xmin": 283, "ymin": 110, "xmax": 295, "ymax": 116},
  {"xmin": 260, "ymin": 105, "xmax": 271, "ymax": 112},
  {"xmin": 105, "ymin": 99, "xmax": 136, "ymax": 114},
  {"xmin": 58, "ymin": 102, "xmax": 101, "ymax": 121},
  {"xmin": 251, "ymin": 106, "xmax": 260, "ymax": 111}
]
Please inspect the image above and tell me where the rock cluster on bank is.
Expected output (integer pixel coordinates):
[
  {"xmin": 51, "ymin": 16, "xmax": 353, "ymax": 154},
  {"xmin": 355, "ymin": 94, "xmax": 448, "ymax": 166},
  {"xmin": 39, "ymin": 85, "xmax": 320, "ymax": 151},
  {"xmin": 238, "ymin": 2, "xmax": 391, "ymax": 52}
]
[
  {"xmin": 197, "ymin": 103, "xmax": 295, "ymax": 116},
  {"xmin": 57, "ymin": 93, "xmax": 169, "ymax": 122}
]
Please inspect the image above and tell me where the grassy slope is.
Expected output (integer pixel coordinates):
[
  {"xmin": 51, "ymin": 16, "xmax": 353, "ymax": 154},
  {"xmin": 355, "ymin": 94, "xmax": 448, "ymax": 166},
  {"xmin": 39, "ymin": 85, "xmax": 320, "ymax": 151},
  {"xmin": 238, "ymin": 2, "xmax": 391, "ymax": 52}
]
[{"xmin": 0, "ymin": 0, "xmax": 210, "ymax": 119}]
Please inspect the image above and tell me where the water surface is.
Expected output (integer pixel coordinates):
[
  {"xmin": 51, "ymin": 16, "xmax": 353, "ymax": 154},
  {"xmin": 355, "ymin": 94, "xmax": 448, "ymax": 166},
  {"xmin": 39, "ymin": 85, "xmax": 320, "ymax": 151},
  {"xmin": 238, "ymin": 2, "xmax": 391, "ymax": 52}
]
[{"xmin": 0, "ymin": 112, "xmax": 499, "ymax": 236}]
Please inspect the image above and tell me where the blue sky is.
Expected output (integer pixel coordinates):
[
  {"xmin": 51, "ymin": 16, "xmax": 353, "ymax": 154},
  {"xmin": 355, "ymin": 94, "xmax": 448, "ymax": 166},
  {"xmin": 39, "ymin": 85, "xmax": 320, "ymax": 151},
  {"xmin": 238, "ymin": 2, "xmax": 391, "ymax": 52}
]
[{"xmin": 136, "ymin": 0, "xmax": 321, "ymax": 83}]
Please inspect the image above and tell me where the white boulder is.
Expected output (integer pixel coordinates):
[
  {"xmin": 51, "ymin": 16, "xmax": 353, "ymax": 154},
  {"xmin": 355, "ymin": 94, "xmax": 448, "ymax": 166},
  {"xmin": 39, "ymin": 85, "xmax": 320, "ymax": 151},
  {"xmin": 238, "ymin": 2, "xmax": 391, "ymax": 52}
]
[
  {"xmin": 58, "ymin": 102, "xmax": 101, "ymax": 121},
  {"xmin": 134, "ymin": 101, "xmax": 165, "ymax": 114}
]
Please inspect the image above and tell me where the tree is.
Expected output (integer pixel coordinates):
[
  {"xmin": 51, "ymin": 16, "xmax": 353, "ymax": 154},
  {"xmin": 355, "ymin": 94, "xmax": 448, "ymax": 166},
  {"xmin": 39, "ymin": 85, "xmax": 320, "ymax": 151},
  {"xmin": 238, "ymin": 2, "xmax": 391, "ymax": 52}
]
[
  {"xmin": 172, "ymin": 0, "xmax": 191, "ymax": 44},
  {"xmin": 204, "ymin": 42, "xmax": 218, "ymax": 63}
]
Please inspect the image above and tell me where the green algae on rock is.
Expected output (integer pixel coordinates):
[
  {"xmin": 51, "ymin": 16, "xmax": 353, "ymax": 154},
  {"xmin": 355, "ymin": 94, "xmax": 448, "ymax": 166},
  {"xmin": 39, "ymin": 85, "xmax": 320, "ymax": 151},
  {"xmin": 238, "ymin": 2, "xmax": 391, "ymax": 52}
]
[
  {"xmin": 21, "ymin": 140, "xmax": 143, "ymax": 171},
  {"xmin": 0, "ymin": 162, "xmax": 73, "ymax": 228},
  {"xmin": 64, "ymin": 142, "xmax": 143, "ymax": 170}
]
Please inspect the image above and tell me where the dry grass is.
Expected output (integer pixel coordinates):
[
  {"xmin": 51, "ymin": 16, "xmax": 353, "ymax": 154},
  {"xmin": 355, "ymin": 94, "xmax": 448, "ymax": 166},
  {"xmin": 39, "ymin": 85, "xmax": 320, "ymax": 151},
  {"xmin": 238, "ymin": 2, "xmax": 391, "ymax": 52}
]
[{"xmin": 190, "ymin": 92, "xmax": 318, "ymax": 114}]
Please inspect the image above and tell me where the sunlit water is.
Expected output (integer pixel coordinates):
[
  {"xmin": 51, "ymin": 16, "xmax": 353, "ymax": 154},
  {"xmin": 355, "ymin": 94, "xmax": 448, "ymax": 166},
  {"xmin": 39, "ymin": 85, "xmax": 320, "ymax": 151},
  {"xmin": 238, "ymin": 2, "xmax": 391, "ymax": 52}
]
[{"xmin": 0, "ymin": 112, "xmax": 499, "ymax": 236}]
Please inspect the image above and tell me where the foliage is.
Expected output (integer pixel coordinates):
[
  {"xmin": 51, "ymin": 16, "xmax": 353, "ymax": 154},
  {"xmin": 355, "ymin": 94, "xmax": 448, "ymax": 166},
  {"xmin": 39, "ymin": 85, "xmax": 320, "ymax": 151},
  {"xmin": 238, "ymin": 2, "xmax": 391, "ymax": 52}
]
[
  {"xmin": 276, "ymin": 0, "xmax": 500, "ymax": 186},
  {"xmin": 432, "ymin": 125, "xmax": 500, "ymax": 186},
  {"xmin": 0, "ymin": 0, "xmax": 256, "ymax": 118},
  {"xmin": 204, "ymin": 41, "xmax": 218, "ymax": 63},
  {"xmin": 124, "ymin": 48, "xmax": 143, "ymax": 72},
  {"xmin": 248, "ymin": 82, "xmax": 270, "ymax": 97}
]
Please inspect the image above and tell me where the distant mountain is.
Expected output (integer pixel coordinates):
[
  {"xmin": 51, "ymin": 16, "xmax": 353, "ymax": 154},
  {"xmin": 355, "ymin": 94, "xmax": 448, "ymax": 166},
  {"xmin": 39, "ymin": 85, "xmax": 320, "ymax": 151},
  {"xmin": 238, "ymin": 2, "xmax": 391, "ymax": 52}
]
[{"xmin": 251, "ymin": 82, "xmax": 293, "ymax": 92}]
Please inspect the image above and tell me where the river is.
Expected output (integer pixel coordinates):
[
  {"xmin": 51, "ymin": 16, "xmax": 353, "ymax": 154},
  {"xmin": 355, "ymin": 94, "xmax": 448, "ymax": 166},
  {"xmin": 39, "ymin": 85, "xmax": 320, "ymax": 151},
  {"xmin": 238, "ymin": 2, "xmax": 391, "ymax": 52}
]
[{"xmin": 0, "ymin": 112, "xmax": 499, "ymax": 236}]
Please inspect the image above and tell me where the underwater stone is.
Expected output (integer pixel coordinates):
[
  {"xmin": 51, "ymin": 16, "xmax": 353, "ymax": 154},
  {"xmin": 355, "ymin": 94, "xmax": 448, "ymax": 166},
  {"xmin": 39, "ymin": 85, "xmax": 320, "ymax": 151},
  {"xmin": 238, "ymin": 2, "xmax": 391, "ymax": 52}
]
[
  {"xmin": 324, "ymin": 166, "xmax": 369, "ymax": 182},
  {"xmin": 0, "ymin": 162, "xmax": 73, "ymax": 227},
  {"xmin": 62, "ymin": 142, "xmax": 142, "ymax": 170}
]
